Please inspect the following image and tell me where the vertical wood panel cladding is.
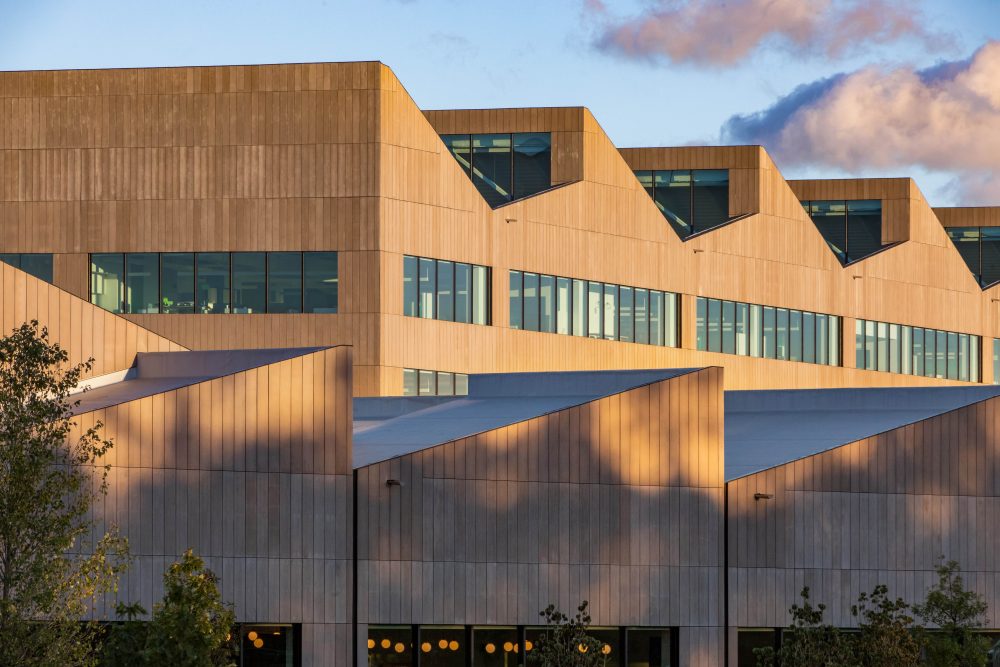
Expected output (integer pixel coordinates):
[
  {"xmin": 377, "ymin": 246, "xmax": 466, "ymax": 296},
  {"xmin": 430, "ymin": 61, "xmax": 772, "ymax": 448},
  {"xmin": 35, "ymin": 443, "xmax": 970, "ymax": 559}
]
[
  {"xmin": 727, "ymin": 393, "xmax": 1000, "ymax": 628},
  {"xmin": 72, "ymin": 346, "xmax": 353, "ymax": 657},
  {"xmin": 0, "ymin": 262, "xmax": 184, "ymax": 376},
  {"xmin": 356, "ymin": 368, "xmax": 725, "ymax": 634},
  {"xmin": 935, "ymin": 206, "xmax": 1000, "ymax": 228}
]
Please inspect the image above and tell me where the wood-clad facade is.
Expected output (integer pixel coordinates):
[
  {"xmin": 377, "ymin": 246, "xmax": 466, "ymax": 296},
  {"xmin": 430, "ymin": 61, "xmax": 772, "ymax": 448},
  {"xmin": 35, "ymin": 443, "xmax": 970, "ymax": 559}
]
[
  {"xmin": 2, "ymin": 60, "xmax": 1000, "ymax": 666},
  {"xmin": 1, "ymin": 62, "xmax": 999, "ymax": 394},
  {"xmin": 357, "ymin": 367, "xmax": 725, "ymax": 666}
]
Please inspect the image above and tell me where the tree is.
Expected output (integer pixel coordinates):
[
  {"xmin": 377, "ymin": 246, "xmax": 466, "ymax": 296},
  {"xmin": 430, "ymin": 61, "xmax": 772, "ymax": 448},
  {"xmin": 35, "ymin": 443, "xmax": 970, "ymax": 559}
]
[
  {"xmin": 851, "ymin": 584, "xmax": 921, "ymax": 667},
  {"xmin": 0, "ymin": 321, "xmax": 128, "ymax": 667},
  {"xmin": 140, "ymin": 549, "xmax": 236, "ymax": 667},
  {"xmin": 535, "ymin": 601, "xmax": 608, "ymax": 667},
  {"xmin": 914, "ymin": 559, "xmax": 991, "ymax": 667},
  {"xmin": 754, "ymin": 587, "xmax": 855, "ymax": 667}
]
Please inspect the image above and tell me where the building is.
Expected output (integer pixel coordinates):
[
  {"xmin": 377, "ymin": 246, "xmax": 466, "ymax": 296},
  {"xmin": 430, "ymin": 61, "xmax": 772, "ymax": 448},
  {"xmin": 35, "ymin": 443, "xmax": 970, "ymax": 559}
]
[{"xmin": 0, "ymin": 61, "xmax": 998, "ymax": 666}]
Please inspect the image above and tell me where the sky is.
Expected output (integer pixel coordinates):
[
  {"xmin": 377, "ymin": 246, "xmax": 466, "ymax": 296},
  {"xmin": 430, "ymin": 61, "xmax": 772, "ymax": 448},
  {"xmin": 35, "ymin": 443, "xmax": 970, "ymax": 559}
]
[{"xmin": 1, "ymin": 0, "xmax": 999, "ymax": 205}]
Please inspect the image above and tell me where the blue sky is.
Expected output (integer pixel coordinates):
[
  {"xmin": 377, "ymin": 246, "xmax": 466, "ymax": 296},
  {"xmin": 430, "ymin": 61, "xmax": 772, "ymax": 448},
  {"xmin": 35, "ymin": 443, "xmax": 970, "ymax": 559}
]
[{"xmin": 2, "ymin": 0, "xmax": 999, "ymax": 204}]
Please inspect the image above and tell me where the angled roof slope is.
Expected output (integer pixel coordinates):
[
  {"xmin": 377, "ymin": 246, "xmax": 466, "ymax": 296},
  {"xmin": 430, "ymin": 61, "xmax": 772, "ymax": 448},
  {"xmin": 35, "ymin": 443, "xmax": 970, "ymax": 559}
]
[
  {"xmin": 353, "ymin": 369, "xmax": 698, "ymax": 467},
  {"xmin": 724, "ymin": 385, "xmax": 1000, "ymax": 480},
  {"xmin": 73, "ymin": 347, "xmax": 328, "ymax": 414}
]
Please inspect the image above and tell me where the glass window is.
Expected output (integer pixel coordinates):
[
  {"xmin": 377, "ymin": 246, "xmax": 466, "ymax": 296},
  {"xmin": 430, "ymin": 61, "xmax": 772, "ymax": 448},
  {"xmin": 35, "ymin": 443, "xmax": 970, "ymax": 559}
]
[
  {"xmin": 304, "ymin": 252, "xmax": 339, "ymax": 313},
  {"xmin": 864, "ymin": 320, "xmax": 876, "ymax": 370},
  {"xmin": 473, "ymin": 628, "xmax": 517, "ymax": 667},
  {"xmin": 18, "ymin": 254, "xmax": 53, "ymax": 283},
  {"xmin": 829, "ymin": 315, "xmax": 841, "ymax": 366},
  {"xmin": 509, "ymin": 271, "xmax": 523, "ymax": 330},
  {"xmin": 232, "ymin": 252, "xmax": 266, "ymax": 314},
  {"xmin": 556, "ymin": 277, "xmax": 571, "ymax": 335},
  {"xmin": 441, "ymin": 134, "xmax": 471, "ymax": 175},
  {"xmin": 369, "ymin": 626, "xmax": 413, "ymax": 667},
  {"xmin": 775, "ymin": 308, "xmax": 789, "ymax": 360},
  {"xmin": 454, "ymin": 263, "xmax": 471, "ymax": 324},
  {"xmin": 125, "ymin": 253, "xmax": 159, "ymax": 314},
  {"xmin": 420, "ymin": 627, "xmax": 466, "ymax": 667},
  {"xmin": 789, "ymin": 309, "xmax": 802, "ymax": 362},
  {"xmin": 403, "ymin": 369, "xmax": 418, "ymax": 396},
  {"xmin": 513, "ymin": 133, "xmax": 551, "ymax": 199},
  {"xmin": 650, "ymin": 291, "xmax": 664, "ymax": 346},
  {"xmin": 628, "ymin": 628, "xmax": 672, "ymax": 667},
  {"xmin": 619, "ymin": 286, "xmax": 634, "ymax": 343},
  {"xmin": 809, "ymin": 200, "xmax": 847, "ymax": 263},
  {"xmin": 241, "ymin": 624, "xmax": 295, "ymax": 667},
  {"xmin": 948, "ymin": 227, "xmax": 981, "ymax": 281},
  {"xmin": 418, "ymin": 370, "xmax": 436, "ymax": 396},
  {"xmin": 654, "ymin": 170, "xmax": 692, "ymax": 239},
  {"xmin": 721, "ymin": 300, "xmax": 735, "ymax": 354},
  {"xmin": 736, "ymin": 302, "xmax": 749, "ymax": 356},
  {"xmin": 889, "ymin": 323, "xmax": 900, "ymax": 373},
  {"xmin": 539, "ymin": 274, "xmax": 555, "ymax": 333},
  {"xmin": 634, "ymin": 288, "xmax": 649, "ymax": 344},
  {"xmin": 419, "ymin": 258, "xmax": 436, "ymax": 319},
  {"xmin": 707, "ymin": 299, "xmax": 721, "ymax": 352},
  {"xmin": 936, "ymin": 330, "xmax": 947, "ymax": 378},
  {"xmin": 981, "ymin": 228, "xmax": 1000, "ymax": 286},
  {"xmin": 572, "ymin": 279, "xmax": 587, "ymax": 336},
  {"xmin": 523, "ymin": 272, "xmax": 539, "ymax": 331},
  {"xmin": 901, "ymin": 325, "xmax": 912, "ymax": 375},
  {"xmin": 588, "ymin": 282, "xmax": 603, "ymax": 338},
  {"xmin": 267, "ymin": 252, "xmax": 302, "ymax": 314},
  {"xmin": 695, "ymin": 297, "xmax": 707, "ymax": 351},
  {"xmin": 876, "ymin": 321, "xmax": 888, "ymax": 372},
  {"xmin": 403, "ymin": 256, "xmax": 419, "ymax": 317},
  {"xmin": 196, "ymin": 252, "xmax": 230, "ymax": 314},
  {"xmin": 971, "ymin": 336, "xmax": 980, "ymax": 382},
  {"xmin": 815, "ymin": 313, "xmax": 827, "ymax": 365},
  {"xmin": 90, "ymin": 253, "xmax": 125, "ymax": 313},
  {"xmin": 912, "ymin": 327, "xmax": 925, "ymax": 376},
  {"xmin": 947, "ymin": 332, "xmax": 959, "ymax": 380},
  {"xmin": 436, "ymin": 260, "xmax": 454, "ymax": 322},
  {"xmin": 437, "ymin": 372, "xmax": 455, "ymax": 396},
  {"xmin": 762, "ymin": 306, "xmax": 776, "ymax": 359},
  {"xmin": 692, "ymin": 169, "xmax": 729, "ymax": 233},
  {"xmin": 455, "ymin": 373, "xmax": 469, "ymax": 396},
  {"xmin": 738, "ymin": 630, "xmax": 777, "ymax": 667},
  {"xmin": 603, "ymin": 284, "xmax": 618, "ymax": 340},
  {"xmin": 924, "ymin": 329, "xmax": 936, "ymax": 377},
  {"xmin": 472, "ymin": 265, "xmax": 489, "ymax": 325},
  {"xmin": 847, "ymin": 200, "xmax": 882, "ymax": 263},
  {"xmin": 160, "ymin": 253, "xmax": 195, "ymax": 314},
  {"xmin": 750, "ymin": 304, "xmax": 762, "ymax": 358},
  {"xmin": 636, "ymin": 170, "xmax": 654, "ymax": 198},
  {"xmin": 472, "ymin": 134, "xmax": 512, "ymax": 207},
  {"xmin": 802, "ymin": 312, "xmax": 815, "ymax": 363},
  {"xmin": 856, "ymin": 319, "xmax": 866, "ymax": 369},
  {"xmin": 959, "ymin": 334, "xmax": 970, "ymax": 382},
  {"xmin": 664, "ymin": 292, "xmax": 678, "ymax": 347}
]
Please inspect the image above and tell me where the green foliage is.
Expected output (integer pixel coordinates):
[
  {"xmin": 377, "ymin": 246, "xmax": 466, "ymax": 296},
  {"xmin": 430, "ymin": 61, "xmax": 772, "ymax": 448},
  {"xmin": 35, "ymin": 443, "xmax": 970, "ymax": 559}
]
[
  {"xmin": 754, "ymin": 587, "xmax": 855, "ymax": 667},
  {"xmin": 0, "ymin": 321, "xmax": 128, "ymax": 667},
  {"xmin": 535, "ymin": 601, "xmax": 608, "ymax": 667},
  {"xmin": 914, "ymin": 559, "xmax": 991, "ymax": 667},
  {"xmin": 851, "ymin": 584, "xmax": 921, "ymax": 667},
  {"xmin": 100, "ymin": 603, "xmax": 148, "ymax": 667},
  {"xmin": 139, "ymin": 549, "xmax": 236, "ymax": 667}
]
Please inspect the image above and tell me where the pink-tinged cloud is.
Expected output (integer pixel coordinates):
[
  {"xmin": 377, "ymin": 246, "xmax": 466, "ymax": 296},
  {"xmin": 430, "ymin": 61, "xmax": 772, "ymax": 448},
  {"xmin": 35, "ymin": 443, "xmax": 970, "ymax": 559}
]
[
  {"xmin": 593, "ymin": 0, "xmax": 944, "ymax": 66},
  {"xmin": 723, "ymin": 41, "xmax": 1000, "ymax": 204}
]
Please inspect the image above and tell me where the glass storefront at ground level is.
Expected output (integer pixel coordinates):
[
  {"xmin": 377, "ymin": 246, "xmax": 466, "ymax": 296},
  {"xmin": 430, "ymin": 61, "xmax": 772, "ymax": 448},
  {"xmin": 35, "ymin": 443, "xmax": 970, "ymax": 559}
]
[{"xmin": 369, "ymin": 626, "xmax": 674, "ymax": 667}]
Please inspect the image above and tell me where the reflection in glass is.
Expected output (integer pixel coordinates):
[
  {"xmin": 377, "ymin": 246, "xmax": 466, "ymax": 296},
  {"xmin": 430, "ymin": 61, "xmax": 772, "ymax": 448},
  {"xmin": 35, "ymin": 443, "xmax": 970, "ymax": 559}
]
[
  {"xmin": 556, "ymin": 277, "xmax": 571, "ymax": 335},
  {"xmin": 603, "ymin": 284, "xmax": 617, "ymax": 341},
  {"xmin": 472, "ymin": 134, "xmax": 512, "ymax": 207},
  {"xmin": 17, "ymin": 254, "xmax": 54, "ymax": 283},
  {"xmin": 509, "ymin": 271, "xmax": 522, "ymax": 330},
  {"xmin": 539, "ymin": 274, "xmax": 555, "ymax": 333},
  {"xmin": 455, "ymin": 263, "xmax": 471, "ymax": 324},
  {"xmin": 419, "ymin": 258, "xmax": 436, "ymax": 319},
  {"xmin": 403, "ymin": 369, "xmax": 418, "ymax": 396},
  {"xmin": 472, "ymin": 627, "xmax": 517, "ymax": 667},
  {"xmin": 513, "ymin": 133, "xmax": 551, "ymax": 199},
  {"xmin": 266, "ymin": 252, "xmax": 302, "ymax": 314},
  {"xmin": 241, "ymin": 624, "xmax": 295, "ymax": 667},
  {"xmin": 126, "ymin": 253, "xmax": 159, "ymax": 314},
  {"xmin": 369, "ymin": 626, "xmax": 413, "ymax": 667},
  {"xmin": 233, "ymin": 252, "xmax": 266, "ymax": 314},
  {"xmin": 523, "ymin": 272, "xmax": 539, "ymax": 331},
  {"xmin": 634, "ymin": 288, "xmax": 649, "ymax": 345},
  {"xmin": 472, "ymin": 265, "xmax": 489, "ymax": 325},
  {"xmin": 90, "ymin": 253, "xmax": 125, "ymax": 313},
  {"xmin": 160, "ymin": 253, "xmax": 194, "ymax": 314},
  {"xmin": 304, "ymin": 252, "xmax": 338, "ymax": 313},
  {"xmin": 437, "ymin": 260, "xmax": 454, "ymax": 322},
  {"xmin": 404, "ymin": 256, "xmax": 419, "ymax": 317},
  {"xmin": 619, "ymin": 286, "xmax": 633, "ymax": 343},
  {"xmin": 628, "ymin": 627, "xmax": 672, "ymax": 667},
  {"xmin": 197, "ymin": 253, "xmax": 230, "ymax": 313}
]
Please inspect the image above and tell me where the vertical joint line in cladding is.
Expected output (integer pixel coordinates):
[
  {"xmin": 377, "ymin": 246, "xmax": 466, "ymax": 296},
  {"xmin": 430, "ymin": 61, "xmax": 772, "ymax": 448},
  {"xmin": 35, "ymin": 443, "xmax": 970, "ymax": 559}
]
[
  {"xmin": 352, "ymin": 468, "xmax": 359, "ymax": 667},
  {"xmin": 723, "ymin": 482, "xmax": 730, "ymax": 666}
]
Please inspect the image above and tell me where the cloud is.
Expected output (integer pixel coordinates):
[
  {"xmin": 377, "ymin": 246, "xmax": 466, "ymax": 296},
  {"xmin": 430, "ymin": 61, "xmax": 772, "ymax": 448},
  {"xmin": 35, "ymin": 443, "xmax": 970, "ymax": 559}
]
[
  {"xmin": 721, "ymin": 41, "xmax": 1000, "ymax": 204},
  {"xmin": 592, "ymin": 0, "xmax": 945, "ymax": 67}
]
